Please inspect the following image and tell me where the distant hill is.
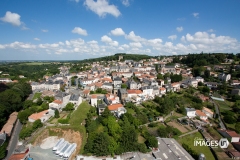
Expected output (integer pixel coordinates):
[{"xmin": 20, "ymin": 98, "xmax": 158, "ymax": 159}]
[{"xmin": 79, "ymin": 53, "xmax": 152, "ymax": 63}]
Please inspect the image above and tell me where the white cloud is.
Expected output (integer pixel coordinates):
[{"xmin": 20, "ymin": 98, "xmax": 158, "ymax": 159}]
[
  {"xmin": 0, "ymin": 45, "xmax": 5, "ymax": 49},
  {"xmin": 129, "ymin": 42, "xmax": 142, "ymax": 48},
  {"xmin": 87, "ymin": 40, "xmax": 98, "ymax": 44},
  {"xmin": 121, "ymin": 44, "xmax": 130, "ymax": 49},
  {"xmin": 0, "ymin": 31, "xmax": 239, "ymax": 58},
  {"xmin": 72, "ymin": 27, "xmax": 88, "ymax": 36},
  {"xmin": 0, "ymin": 11, "xmax": 21, "ymax": 26},
  {"xmin": 101, "ymin": 35, "xmax": 112, "ymax": 43},
  {"xmin": 110, "ymin": 28, "xmax": 125, "ymax": 36},
  {"xmin": 7, "ymin": 41, "xmax": 36, "ymax": 49},
  {"xmin": 75, "ymin": 0, "xmax": 80, "ymax": 2},
  {"xmin": 34, "ymin": 38, "xmax": 40, "ymax": 41},
  {"xmin": 192, "ymin": 12, "xmax": 199, "ymax": 18},
  {"xmin": 176, "ymin": 26, "xmax": 183, "ymax": 32},
  {"xmin": 122, "ymin": 0, "xmax": 130, "ymax": 7},
  {"xmin": 101, "ymin": 35, "xmax": 118, "ymax": 46},
  {"xmin": 185, "ymin": 31, "xmax": 237, "ymax": 45},
  {"xmin": 125, "ymin": 31, "xmax": 145, "ymax": 42},
  {"xmin": 42, "ymin": 29, "xmax": 48, "ymax": 32},
  {"xmin": 208, "ymin": 29, "xmax": 215, "ymax": 32},
  {"xmin": 168, "ymin": 35, "xmax": 177, "ymax": 41},
  {"xmin": 181, "ymin": 36, "xmax": 186, "ymax": 42},
  {"xmin": 84, "ymin": 0, "xmax": 121, "ymax": 17}
]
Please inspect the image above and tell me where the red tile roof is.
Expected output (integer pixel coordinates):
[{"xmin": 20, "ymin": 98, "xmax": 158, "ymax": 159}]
[
  {"xmin": 53, "ymin": 99, "xmax": 62, "ymax": 104},
  {"xmin": 83, "ymin": 89, "xmax": 90, "ymax": 94},
  {"xmin": 127, "ymin": 89, "xmax": 142, "ymax": 94},
  {"xmin": 108, "ymin": 104, "xmax": 123, "ymax": 111},
  {"xmin": 28, "ymin": 110, "xmax": 48, "ymax": 121},
  {"xmin": 8, "ymin": 153, "xmax": 28, "ymax": 160},
  {"xmin": 227, "ymin": 130, "xmax": 240, "ymax": 137},
  {"xmin": 196, "ymin": 110, "xmax": 207, "ymax": 117}
]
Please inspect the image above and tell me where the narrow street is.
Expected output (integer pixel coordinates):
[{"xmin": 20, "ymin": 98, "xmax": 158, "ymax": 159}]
[
  {"xmin": 5, "ymin": 120, "xmax": 22, "ymax": 160},
  {"xmin": 210, "ymin": 99, "xmax": 226, "ymax": 130}
]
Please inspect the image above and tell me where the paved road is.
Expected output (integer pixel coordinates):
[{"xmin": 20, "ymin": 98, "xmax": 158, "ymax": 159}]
[
  {"xmin": 5, "ymin": 120, "xmax": 23, "ymax": 160},
  {"xmin": 210, "ymin": 99, "xmax": 226, "ymax": 130}
]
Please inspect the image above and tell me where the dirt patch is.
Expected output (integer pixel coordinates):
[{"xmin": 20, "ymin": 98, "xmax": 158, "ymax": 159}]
[
  {"xmin": 33, "ymin": 128, "xmax": 82, "ymax": 160},
  {"xmin": 167, "ymin": 121, "xmax": 188, "ymax": 133}
]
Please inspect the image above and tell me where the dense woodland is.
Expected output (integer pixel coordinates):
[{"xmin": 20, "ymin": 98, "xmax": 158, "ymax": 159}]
[
  {"xmin": 84, "ymin": 95, "xmax": 184, "ymax": 156},
  {"xmin": 180, "ymin": 53, "xmax": 239, "ymax": 67},
  {"xmin": 0, "ymin": 82, "xmax": 32, "ymax": 128},
  {"xmin": 0, "ymin": 63, "xmax": 61, "ymax": 82}
]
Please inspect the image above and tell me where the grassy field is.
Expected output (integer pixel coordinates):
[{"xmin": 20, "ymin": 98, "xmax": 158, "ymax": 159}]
[
  {"xmin": 68, "ymin": 101, "xmax": 91, "ymax": 154},
  {"xmin": 33, "ymin": 92, "xmax": 42, "ymax": 100},
  {"xmin": 177, "ymin": 132, "xmax": 215, "ymax": 160},
  {"xmin": 214, "ymin": 100, "xmax": 232, "ymax": 111}
]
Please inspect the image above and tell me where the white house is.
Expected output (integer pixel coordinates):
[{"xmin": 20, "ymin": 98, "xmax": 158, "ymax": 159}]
[
  {"xmin": 108, "ymin": 104, "xmax": 127, "ymax": 118},
  {"xmin": 218, "ymin": 73, "xmax": 231, "ymax": 82},
  {"xmin": 196, "ymin": 110, "xmax": 208, "ymax": 121},
  {"xmin": 159, "ymin": 87, "xmax": 166, "ymax": 95},
  {"xmin": 185, "ymin": 108, "xmax": 196, "ymax": 118},
  {"xmin": 202, "ymin": 107, "xmax": 214, "ymax": 118},
  {"xmin": 141, "ymin": 86, "xmax": 153, "ymax": 97},
  {"xmin": 28, "ymin": 109, "xmax": 54, "ymax": 123},
  {"xmin": 171, "ymin": 82, "xmax": 180, "ymax": 92},
  {"xmin": 187, "ymin": 78, "xmax": 198, "ymax": 88},
  {"xmin": 195, "ymin": 76, "xmax": 204, "ymax": 83},
  {"xmin": 69, "ymin": 94, "xmax": 82, "ymax": 107},
  {"xmin": 49, "ymin": 100, "xmax": 63, "ymax": 111}
]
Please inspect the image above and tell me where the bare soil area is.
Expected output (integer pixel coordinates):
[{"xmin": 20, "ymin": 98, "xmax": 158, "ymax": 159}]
[
  {"xmin": 167, "ymin": 121, "xmax": 188, "ymax": 133},
  {"xmin": 33, "ymin": 128, "xmax": 82, "ymax": 160}
]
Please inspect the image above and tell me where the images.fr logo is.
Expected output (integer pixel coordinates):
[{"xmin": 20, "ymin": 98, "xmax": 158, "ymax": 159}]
[{"xmin": 194, "ymin": 137, "xmax": 229, "ymax": 149}]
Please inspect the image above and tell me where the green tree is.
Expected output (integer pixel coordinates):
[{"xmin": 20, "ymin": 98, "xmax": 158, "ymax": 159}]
[
  {"xmin": 36, "ymin": 98, "xmax": 43, "ymax": 106},
  {"xmin": 23, "ymin": 100, "xmax": 33, "ymax": 109},
  {"xmin": 19, "ymin": 127, "xmax": 33, "ymax": 140},
  {"xmin": 235, "ymin": 122, "xmax": 240, "ymax": 133},
  {"xmin": 157, "ymin": 74, "xmax": 164, "ymax": 79},
  {"xmin": 157, "ymin": 126, "xmax": 168, "ymax": 137},
  {"xmin": 54, "ymin": 109, "xmax": 60, "ymax": 118},
  {"xmin": 121, "ymin": 83, "xmax": 127, "ymax": 88},
  {"xmin": 146, "ymin": 136, "xmax": 158, "ymax": 148},
  {"xmin": 224, "ymin": 115, "xmax": 236, "ymax": 124},
  {"xmin": 92, "ymin": 132, "xmax": 111, "ymax": 156},
  {"xmin": 204, "ymin": 70, "xmax": 210, "ymax": 78},
  {"xmin": 18, "ymin": 109, "xmax": 32, "ymax": 124},
  {"xmin": 32, "ymin": 119, "xmax": 43, "ymax": 130},
  {"xmin": 63, "ymin": 102, "xmax": 74, "ymax": 111}
]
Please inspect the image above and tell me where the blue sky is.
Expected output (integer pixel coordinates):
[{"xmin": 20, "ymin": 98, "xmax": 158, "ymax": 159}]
[{"xmin": 0, "ymin": 0, "xmax": 240, "ymax": 60}]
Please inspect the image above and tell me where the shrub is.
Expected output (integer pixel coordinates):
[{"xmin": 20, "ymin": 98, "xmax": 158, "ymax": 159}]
[{"xmin": 58, "ymin": 118, "xmax": 69, "ymax": 124}]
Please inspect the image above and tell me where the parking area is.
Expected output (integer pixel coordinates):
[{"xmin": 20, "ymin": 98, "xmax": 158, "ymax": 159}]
[
  {"xmin": 29, "ymin": 146, "xmax": 61, "ymax": 160},
  {"xmin": 29, "ymin": 136, "xmax": 60, "ymax": 160}
]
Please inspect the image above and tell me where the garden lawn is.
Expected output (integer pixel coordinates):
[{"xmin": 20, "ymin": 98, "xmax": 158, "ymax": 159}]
[
  {"xmin": 69, "ymin": 101, "xmax": 90, "ymax": 153},
  {"xmin": 214, "ymin": 100, "xmax": 231, "ymax": 111},
  {"xmin": 177, "ymin": 132, "xmax": 215, "ymax": 160},
  {"xmin": 33, "ymin": 92, "xmax": 42, "ymax": 100}
]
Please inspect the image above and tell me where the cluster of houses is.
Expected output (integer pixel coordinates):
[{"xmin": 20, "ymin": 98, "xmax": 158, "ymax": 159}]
[
  {"xmin": 185, "ymin": 107, "xmax": 214, "ymax": 122},
  {"xmin": 25, "ymin": 56, "xmax": 239, "ymax": 121}
]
